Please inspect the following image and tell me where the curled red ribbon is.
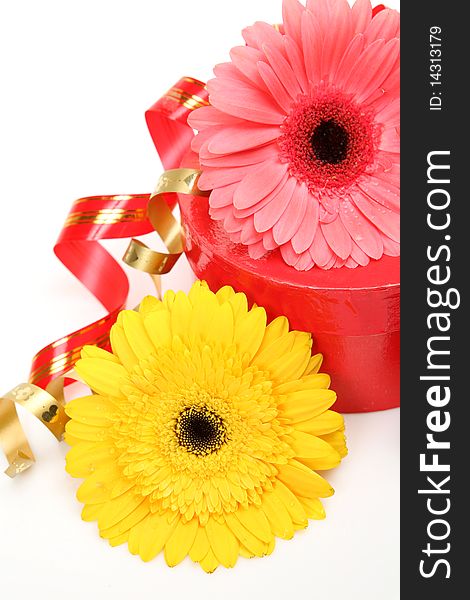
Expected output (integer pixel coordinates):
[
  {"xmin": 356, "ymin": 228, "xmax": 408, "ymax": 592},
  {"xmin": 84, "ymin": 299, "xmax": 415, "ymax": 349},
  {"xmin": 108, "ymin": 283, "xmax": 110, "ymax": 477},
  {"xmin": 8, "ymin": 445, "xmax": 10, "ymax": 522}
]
[{"xmin": 30, "ymin": 77, "xmax": 208, "ymax": 389}]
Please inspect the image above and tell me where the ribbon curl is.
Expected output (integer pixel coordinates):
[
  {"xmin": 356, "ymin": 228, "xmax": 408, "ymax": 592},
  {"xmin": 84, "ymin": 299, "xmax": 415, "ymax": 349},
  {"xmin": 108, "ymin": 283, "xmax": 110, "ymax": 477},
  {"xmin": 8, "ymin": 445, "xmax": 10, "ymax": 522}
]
[{"xmin": 1, "ymin": 77, "xmax": 208, "ymax": 476}]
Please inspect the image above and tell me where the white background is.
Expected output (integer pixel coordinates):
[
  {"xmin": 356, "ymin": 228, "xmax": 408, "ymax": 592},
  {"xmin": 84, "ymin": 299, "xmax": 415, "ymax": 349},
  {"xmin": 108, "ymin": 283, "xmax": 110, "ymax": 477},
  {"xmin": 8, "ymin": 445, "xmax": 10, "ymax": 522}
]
[{"xmin": 0, "ymin": 1, "xmax": 400, "ymax": 598}]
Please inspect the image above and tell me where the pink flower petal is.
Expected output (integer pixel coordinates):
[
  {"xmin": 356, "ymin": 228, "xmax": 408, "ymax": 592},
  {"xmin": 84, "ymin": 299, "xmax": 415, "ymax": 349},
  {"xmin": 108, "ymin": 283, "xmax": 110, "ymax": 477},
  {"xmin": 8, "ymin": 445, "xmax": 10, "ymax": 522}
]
[
  {"xmin": 233, "ymin": 161, "xmax": 289, "ymax": 210},
  {"xmin": 375, "ymin": 96, "xmax": 400, "ymax": 128},
  {"xmin": 233, "ymin": 172, "xmax": 290, "ymax": 218},
  {"xmin": 262, "ymin": 43, "xmax": 303, "ymax": 100},
  {"xmin": 294, "ymin": 249, "xmax": 315, "ymax": 271},
  {"xmin": 209, "ymin": 205, "xmax": 231, "ymax": 221},
  {"xmin": 282, "ymin": 0, "xmax": 305, "ymax": 43},
  {"xmin": 309, "ymin": 226, "xmax": 335, "ymax": 267},
  {"xmin": 321, "ymin": 217, "xmax": 353, "ymax": 260},
  {"xmin": 230, "ymin": 46, "xmax": 268, "ymax": 91},
  {"xmin": 351, "ymin": 189, "xmax": 400, "ymax": 242},
  {"xmin": 191, "ymin": 125, "xmax": 225, "ymax": 153},
  {"xmin": 208, "ymin": 183, "xmax": 238, "ymax": 209},
  {"xmin": 283, "ymin": 36, "xmax": 309, "ymax": 93},
  {"xmin": 374, "ymin": 158, "xmax": 400, "ymax": 188},
  {"xmin": 364, "ymin": 8, "xmax": 400, "ymax": 45},
  {"xmin": 209, "ymin": 83, "xmax": 286, "ymax": 125},
  {"xmin": 339, "ymin": 198, "xmax": 383, "ymax": 259},
  {"xmin": 351, "ymin": 0, "xmax": 372, "ymax": 35},
  {"xmin": 247, "ymin": 240, "xmax": 269, "ymax": 259},
  {"xmin": 263, "ymin": 229, "xmax": 278, "ymax": 250},
  {"xmin": 379, "ymin": 126, "xmax": 400, "ymax": 153},
  {"xmin": 258, "ymin": 61, "xmax": 294, "ymax": 113},
  {"xmin": 243, "ymin": 21, "xmax": 286, "ymax": 56},
  {"xmin": 350, "ymin": 240, "xmax": 371, "ymax": 266},
  {"xmin": 202, "ymin": 143, "xmax": 279, "ymax": 168},
  {"xmin": 359, "ymin": 178, "xmax": 400, "ymax": 213},
  {"xmin": 381, "ymin": 234, "xmax": 400, "ymax": 256},
  {"xmin": 188, "ymin": 106, "xmax": 243, "ymax": 130},
  {"xmin": 320, "ymin": 0, "xmax": 353, "ymax": 82},
  {"xmin": 198, "ymin": 165, "xmax": 256, "ymax": 190},
  {"xmin": 345, "ymin": 256, "xmax": 360, "ymax": 268},
  {"xmin": 333, "ymin": 34, "xmax": 365, "ymax": 88},
  {"xmin": 280, "ymin": 242, "xmax": 299, "ymax": 266},
  {"xmin": 301, "ymin": 10, "xmax": 323, "ymax": 85},
  {"xmin": 306, "ymin": 0, "xmax": 331, "ymax": 32},
  {"xmin": 223, "ymin": 211, "xmax": 244, "ymax": 234},
  {"xmin": 254, "ymin": 177, "xmax": 297, "ymax": 232},
  {"xmin": 292, "ymin": 193, "xmax": 320, "ymax": 253},
  {"xmin": 207, "ymin": 124, "xmax": 281, "ymax": 154},
  {"xmin": 272, "ymin": 182, "xmax": 309, "ymax": 245},
  {"xmin": 240, "ymin": 216, "xmax": 263, "ymax": 245},
  {"xmin": 355, "ymin": 39, "xmax": 400, "ymax": 104},
  {"xmin": 212, "ymin": 63, "xmax": 253, "ymax": 88}
]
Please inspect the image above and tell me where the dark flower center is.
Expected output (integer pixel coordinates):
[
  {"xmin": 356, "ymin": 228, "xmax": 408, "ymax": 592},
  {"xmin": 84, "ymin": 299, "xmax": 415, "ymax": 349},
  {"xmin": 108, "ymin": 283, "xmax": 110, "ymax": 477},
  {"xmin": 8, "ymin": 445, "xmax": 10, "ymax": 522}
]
[
  {"xmin": 310, "ymin": 119, "xmax": 349, "ymax": 164},
  {"xmin": 176, "ymin": 407, "xmax": 226, "ymax": 456}
]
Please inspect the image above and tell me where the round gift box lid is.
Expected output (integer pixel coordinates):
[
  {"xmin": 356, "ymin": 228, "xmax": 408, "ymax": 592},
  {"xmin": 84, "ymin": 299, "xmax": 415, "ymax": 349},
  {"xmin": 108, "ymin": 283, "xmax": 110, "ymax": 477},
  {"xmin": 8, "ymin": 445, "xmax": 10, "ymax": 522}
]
[{"xmin": 179, "ymin": 151, "xmax": 400, "ymax": 413}]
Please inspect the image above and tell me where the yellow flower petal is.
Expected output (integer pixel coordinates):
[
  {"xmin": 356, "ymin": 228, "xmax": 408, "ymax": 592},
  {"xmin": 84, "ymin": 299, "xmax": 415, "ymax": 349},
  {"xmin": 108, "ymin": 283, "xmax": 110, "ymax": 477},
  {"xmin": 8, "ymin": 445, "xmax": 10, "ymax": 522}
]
[
  {"xmin": 261, "ymin": 491, "xmax": 295, "ymax": 539},
  {"xmin": 205, "ymin": 517, "xmax": 239, "ymax": 568},
  {"xmin": 138, "ymin": 295, "xmax": 162, "ymax": 317},
  {"xmin": 65, "ymin": 441, "xmax": 115, "ymax": 477},
  {"xmin": 121, "ymin": 310, "xmax": 156, "ymax": 360},
  {"xmin": 81, "ymin": 345, "xmax": 120, "ymax": 363},
  {"xmin": 304, "ymin": 353, "xmax": 323, "ymax": 374},
  {"xmin": 274, "ymin": 372, "xmax": 331, "ymax": 394},
  {"xmin": 139, "ymin": 513, "xmax": 179, "ymax": 562},
  {"xmin": 65, "ymin": 395, "xmax": 115, "ymax": 426},
  {"xmin": 296, "ymin": 410, "xmax": 344, "ymax": 435},
  {"xmin": 297, "ymin": 496, "xmax": 326, "ymax": 520},
  {"xmin": 164, "ymin": 517, "xmax": 199, "ymax": 567},
  {"xmin": 215, "ymin": 285, "xmax": 236, "ymax": 304},
  {"xmin": 277, "ymin": 460, "xmax": 334, "ymax": 498},
  {"xmin": 278, "ymin": 389, "xmax": 337, "ymax": 422},
  {"xmin": 288, "ymin": 430, "xmax": 338, "ymax": 459},
  {"xmin": 320, "ymin": 430, "xmax": 348, "ymax": 458},
  {"xmin": 224, "ymin": 513, "xmax": 267, "ymax": 557},
  {"xmin": 254, "ymin": 316, "xmax": 289, "ymax": 359},
  {"xmin": 98, "ymin": 488, "xmax": 145, "ymax": 530},
  {"xmin": 81, "ymin": 503, "xmax": 104, "ymax": 522},
  {"xmin": 189, "ymin": 526, "xmax": 210, "ymax": 562},
  {"xmin": 170, "ymin": 290, "xmax": 193, "ymax": 343},
  {"xmin": 144, "ymin": 308, "xmax": 172, "ymax": 349},
  {"xmin": 65, "ymin": 419, "xmax": 109, "ymax": 443},
  {"xmin": 199, "ymin": 549, "xmax": 219, "ymax": 574},
  {"xmin": 272, "ymin": 481, "xmax": 308, "ymax": 528},
  {"xmin": 110, "ymin": 323, "xmax": 139, "ymax": 371},
  {"xmin": 235, "ymin": 505, "xmax": 272, "ymax": 544},
  {"xmin": 75, "ymin": 357, "xmax": 129, "ymax": 398},
  {"xmin": 100, "ymin": 500, "xmax": 150, "ymax": 540},
  {"xmin": 233, "ymin": 306, "xmax": 267, "ymax": 361}
]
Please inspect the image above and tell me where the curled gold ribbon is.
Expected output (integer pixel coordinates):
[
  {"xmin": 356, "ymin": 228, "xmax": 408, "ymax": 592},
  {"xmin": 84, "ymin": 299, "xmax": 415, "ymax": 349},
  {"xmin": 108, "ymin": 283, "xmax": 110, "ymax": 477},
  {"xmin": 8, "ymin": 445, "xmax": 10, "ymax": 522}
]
[
  {"xmin": 0, "ymin": 375, "xmax": 77, "ymax": 477},
  {"xmin": 123, "ymin": 168, "xmax": 207, "ymax": 277}
]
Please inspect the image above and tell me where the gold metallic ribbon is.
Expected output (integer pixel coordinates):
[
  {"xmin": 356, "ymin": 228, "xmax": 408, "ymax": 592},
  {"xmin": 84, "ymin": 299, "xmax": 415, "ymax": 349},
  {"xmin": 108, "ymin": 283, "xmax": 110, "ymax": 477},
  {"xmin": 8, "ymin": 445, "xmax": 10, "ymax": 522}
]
[
  {"xmin": 123, "ymin": 168, "xmax": 207, "ymax": 277},
  {"xmin": 1, "ymin": 169, "xmax": 206, "ymax": 477},
  {"xmin": 0, "ymin": 375, "xmax": 78, "ymax": 477}
]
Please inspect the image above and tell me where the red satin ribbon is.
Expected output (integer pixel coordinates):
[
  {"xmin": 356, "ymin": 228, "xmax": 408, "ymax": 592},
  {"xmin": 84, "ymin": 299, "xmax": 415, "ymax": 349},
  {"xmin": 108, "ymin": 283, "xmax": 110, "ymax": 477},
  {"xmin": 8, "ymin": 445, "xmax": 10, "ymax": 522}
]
[{"xmin": 30, "ymin": 77, "xmax": 207, "ymax": 389}]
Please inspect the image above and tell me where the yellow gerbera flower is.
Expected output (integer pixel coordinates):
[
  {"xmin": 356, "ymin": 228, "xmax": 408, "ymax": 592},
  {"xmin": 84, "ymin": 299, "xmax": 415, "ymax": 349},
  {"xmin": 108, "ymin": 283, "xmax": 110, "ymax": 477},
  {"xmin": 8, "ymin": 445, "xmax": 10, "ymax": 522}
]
[{"xmin": 65, "ymin": 281, "xmax": 347, "ymax": 572}]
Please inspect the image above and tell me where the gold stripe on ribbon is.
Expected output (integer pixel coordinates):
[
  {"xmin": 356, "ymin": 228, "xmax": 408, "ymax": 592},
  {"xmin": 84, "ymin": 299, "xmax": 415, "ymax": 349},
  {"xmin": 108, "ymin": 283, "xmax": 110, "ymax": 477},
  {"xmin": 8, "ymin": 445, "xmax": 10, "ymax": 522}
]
[
  {"xmin": 0, "ymin": 376, "xmax": 75, "ymax": 477},
  {"xmin": 164, "ymin": 88, "xmax": 209, "ymax": 110},
  {"xmin": 123, "ymin": 168, "xmax": 208, "ymax": 276},
  {"xmin": 29, "ymin": 333, "xmax": 110, "ymax": 384},
  {"xmin": 64, "ymin": 208, "xmax": 147, "ymax": 227}
]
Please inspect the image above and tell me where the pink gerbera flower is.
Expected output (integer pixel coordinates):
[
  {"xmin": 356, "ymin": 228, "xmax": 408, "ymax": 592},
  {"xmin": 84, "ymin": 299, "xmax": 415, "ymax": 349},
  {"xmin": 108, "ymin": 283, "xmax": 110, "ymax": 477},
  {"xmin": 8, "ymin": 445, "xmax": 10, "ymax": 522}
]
[{"xmin": 188, "ymin": 0, "xmax": 400, "ymax": 270}]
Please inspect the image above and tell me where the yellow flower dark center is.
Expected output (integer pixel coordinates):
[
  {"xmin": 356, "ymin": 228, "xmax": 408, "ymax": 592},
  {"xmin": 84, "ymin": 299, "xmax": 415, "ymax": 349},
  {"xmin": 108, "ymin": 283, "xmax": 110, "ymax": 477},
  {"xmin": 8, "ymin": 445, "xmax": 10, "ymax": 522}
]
[{"xmin": 175, "ymin": 406, "xmax": 227, "ymax": 456}]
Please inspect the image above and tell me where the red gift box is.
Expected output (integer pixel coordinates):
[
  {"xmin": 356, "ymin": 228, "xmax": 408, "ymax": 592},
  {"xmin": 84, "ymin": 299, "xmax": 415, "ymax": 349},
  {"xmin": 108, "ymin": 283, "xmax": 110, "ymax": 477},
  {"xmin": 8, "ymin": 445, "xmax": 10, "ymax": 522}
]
[{"xmin": 179, "ymin": 151, "xmax": 400, "ymax": 413}]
